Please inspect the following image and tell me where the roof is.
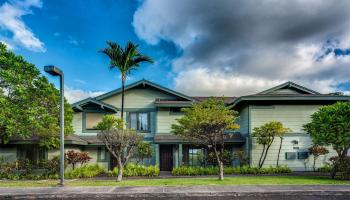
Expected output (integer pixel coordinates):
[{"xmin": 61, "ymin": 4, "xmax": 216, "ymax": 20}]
[
  {"xmin": 194, "ymin": 97, "xmax": 236, "ymax": 104},
  {"xmin": 154, "ymin": 134, "xmax": 245, "ymax": 144},
  {"xmin": 258, "ymin": 81, "xmax": 320, "ymax": 95},
  {"xmin": 7, "ymin": 134, "xmax": 90, "ymax": 145},
  {"xmin": 71, "ymin": 98, "xmax": 118, "ymax": 113},
  {"xmin": 94, "ymin": 79, "xmax": 195, "ymax": 102}
]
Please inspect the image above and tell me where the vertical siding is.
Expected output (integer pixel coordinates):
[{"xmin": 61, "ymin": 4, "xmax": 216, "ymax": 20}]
[
  {"xmin": 238, "ymin": 106, "xmax": 249, "ymax": 136},
  {"xmin": 73, "ymin": 112, "xmax": 82, "ymax": 135},
  {"xmin": 249, "ymin": 105, "xmax": 336, "ymax": 171}
]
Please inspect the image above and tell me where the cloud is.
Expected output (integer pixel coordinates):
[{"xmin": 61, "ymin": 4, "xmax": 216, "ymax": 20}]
[
  {"xmin": 133, "ymin": 0, "xmax": 350, "ymax": 95},
  {"xmin": 74, "ymin": 79, "xmax": 87, "ymax": 85},
  {"xmin": 0, "ymin": 0, "xmax": 45, "ymax": 52},
  {"xmin": 65, "ymin": 86, "xmax": 105, "ymax": 103},
  {"xmin": 68, "ymin": 36, "xmax": 79, "ymax": 46}
]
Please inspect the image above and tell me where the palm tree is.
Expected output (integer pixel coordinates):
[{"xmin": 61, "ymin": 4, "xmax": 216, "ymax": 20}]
[{"xmin": 100, "ymin": 41, "xmax": 153, "ymax": 122}]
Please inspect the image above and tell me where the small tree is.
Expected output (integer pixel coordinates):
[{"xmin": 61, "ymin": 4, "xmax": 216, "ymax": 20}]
[
  {"xmin": 303, "ymin": 102, "xmax": 350, "ymax": 178},
  {"xmin": 275, "ymin": 123, "xmax": 291, "ymax": 167},
  {"xmin": 308, "ymin": 145, "xmax": 329, "ymax": 172},
  {"xmin": 65, "ymin": 150, "xmax": 80, "ymax": 169},
  {"xmin": 253, "ymin": 121, "xmax": 290, "ymax": 168},
  {"xmin": 233, "ymin": 150, "xmax": 249, "ymax": 168},
  {"xmin": 97, "ymin": 115, "xmax": 143, "ymax": 182},
  {"xmin": 78, "ymin": 152, "xmax": 92, "ymax": 167},
  {"xmin": 171, "ymin": 98, "xmax": 239, "ymax": 180},
  {"xmin": 136, "ymin": 142, "xmax": 154, "ymax": 164}
]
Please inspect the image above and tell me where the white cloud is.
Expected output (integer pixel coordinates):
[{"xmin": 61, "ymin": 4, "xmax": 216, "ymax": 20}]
[
  {"xmin": 0, "ymin": 0, "xmax": 45, "ymax": 52},
  {"xmin": 134, "ymin": 0, "xmax": 350, "ymax": 96},
  {"xmin": 65, "ymin": 86, "xmax": 105, "ymax": 103}
]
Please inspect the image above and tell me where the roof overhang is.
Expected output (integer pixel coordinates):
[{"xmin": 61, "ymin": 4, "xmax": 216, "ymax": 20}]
[{"xmin": 71, "ymin": 98, "xmax": 118, "ymax": 113}]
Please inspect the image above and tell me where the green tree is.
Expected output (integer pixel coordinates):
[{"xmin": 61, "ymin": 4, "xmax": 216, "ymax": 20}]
[
  {"xmin": 303, "ymin": 102, "xmax": 350, "ymax": 178},
  {"xmin": 136, "ymin": 142, "xmax": 154, "ymax": 164},
  {"xmin": 171, "ymin": 98, "xmax": 240, "ymax": 180},
  {"xmin": 100, "ymin": 41, "xmax": 153, "ymax": 122},
  {"xmin": 0, "ymin": 42, "xmax": 73, "ymax": 148},
  {"xmin": 96, "ymin": 115, "xmax": 143, "ymax": 182},
  {"xmin": 253, "ymin": 121, "xmax": 289, "ymax": 168}
]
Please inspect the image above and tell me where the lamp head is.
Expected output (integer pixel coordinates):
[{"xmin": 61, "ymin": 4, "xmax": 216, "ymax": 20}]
[{"xmin": 44, "ymin": 65, "xmax": 63, "ymax": 76}]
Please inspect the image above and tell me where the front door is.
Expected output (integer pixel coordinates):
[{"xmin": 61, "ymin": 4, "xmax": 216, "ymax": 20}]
[{"xmin": 160, "ymin": 145, "xmax": 173, "ymax": 171}]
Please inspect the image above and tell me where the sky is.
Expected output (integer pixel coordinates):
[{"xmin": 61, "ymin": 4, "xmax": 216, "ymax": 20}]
[{"xmin": 1, "ymin": 0, "xmax": 350, "ymax": 103}]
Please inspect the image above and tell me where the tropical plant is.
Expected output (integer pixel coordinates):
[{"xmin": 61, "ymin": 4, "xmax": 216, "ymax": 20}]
[
  {"xmin": 303, "ymin": 102, "xmax": 350, "ymax": 178},
  {"xmin": 100, "ymin": 41, "xmax": 153, "ymax": 122},
  {"xmin": 97, "ymin": 115, "xmax": 143, "ymax": 182},
  {"xmin": 171, "ymin": 98, "xmax": 240, "ymax": 180},
  {"xmin": 65, "ymin": 150, "xmax": 80, "ymax": 169},
  {"xmin": 0, "ymin": 42, "xmax": 73, "ymax": 148},
  {"xmin": 308, "ymin": 145, "xmax": 329, "ymax": 172},
  {"xmin": 253, "ymin": 121, "xmax": 290, "ymax": 168},
  {"xmin": 136, "ymin": 142, "xmax": 154, "ymax": 164},
  {"xmin": 233, "ymin": 150, "xmax": 250, "ymax": 167}
]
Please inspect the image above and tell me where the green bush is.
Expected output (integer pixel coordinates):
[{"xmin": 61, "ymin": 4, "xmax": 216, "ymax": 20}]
[
  {"xmin": 318, "ymin": 163, "xmax": 332, "ymax": 173},
  {"xmin": 65, "ymin": 164, "xmax": 105, "ymax": 179},
  {"xmin": 171, "ymin": 165, "xmax": 291, "ymax": 176},
  {"xmin": 108, "ymin": 163, "xmax": 159, "ymax": 177}
]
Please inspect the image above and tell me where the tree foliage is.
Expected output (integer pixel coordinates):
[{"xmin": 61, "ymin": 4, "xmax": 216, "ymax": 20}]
[
  {"xmin": 65, "ymin": 150, "xmax": 92, "ymax": 169},
  {"xmin": 96, "ymin": 115, "xmax": 143, "ymax": 182},
  {"xmin": 303, "ymin": 102, "xmax": 350, "ymax": 178},
  {"xmin": 0, "ymin": 42, "xmax": 73, "ymax": 148},
  {"xmin": 252, "ymin": 121, "xmax": 290, "ymax": 168},
  {"xmin": 171, "ymin": 98, "xmax": 240, "ymax": 180},
  {"xmin": 100, "ymin": 41, "xmax": 153, "ymax": 121},
  {"xmin": 136, "ymin": 142, "xmax": 154, "ymax": 164}
]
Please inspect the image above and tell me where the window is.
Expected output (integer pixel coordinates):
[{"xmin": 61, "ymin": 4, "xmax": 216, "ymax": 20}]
[
  {"xmin": 129, "ymin": 112, "xmax": 149, "ymax": 131},
  {"xmin": 85, "ymin": 113, "xmax": 103, "ymax": 130},
  {"xmin": 285, "ymin": 152, "xmax": 296, "ymax": 160},
  {"xmin": 17, "ymin": 145, "xmax": 46, "ymax": 166},
  {"xmin": 298, "ymin": 152, "xmax": 309, "ymax": 159},
  {"xmin": 98, "ymin": 147, "xmax": 107, "ymax": 162},
  {"xmin": 188, "ymin": 148, "xmax": 204, "ymax": 166}
]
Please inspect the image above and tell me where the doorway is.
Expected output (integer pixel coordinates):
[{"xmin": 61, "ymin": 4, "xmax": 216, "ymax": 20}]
[{"xmin": 159, "ymin": 145, "xmax": 173, "ymax": 171}]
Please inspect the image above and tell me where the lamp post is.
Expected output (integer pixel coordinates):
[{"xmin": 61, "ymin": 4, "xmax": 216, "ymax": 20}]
[{"xmin": 44, "ymin": 65, "xmax": 64, "ymax": 186}]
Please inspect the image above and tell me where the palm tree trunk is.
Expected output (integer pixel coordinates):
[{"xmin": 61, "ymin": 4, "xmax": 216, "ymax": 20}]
[
  {"xmin": 277, "ymin": 137, "xmax": 283, "ymax": 167},
  {"xmin": 121, "ymin": 77, "xmax": 125, "ymax": 123}
]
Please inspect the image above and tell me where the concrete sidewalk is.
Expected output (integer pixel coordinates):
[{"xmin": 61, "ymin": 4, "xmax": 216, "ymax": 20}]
[{"xmin": 0, "ymin": 185, "xmax": 350, "ymax": 199}]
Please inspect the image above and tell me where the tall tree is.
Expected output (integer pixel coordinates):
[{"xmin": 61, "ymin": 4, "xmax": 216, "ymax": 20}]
[
  {"xmin": 100, "ymin": 41, "xmax": 153, "ymax": 121},
  {"xmin": 253, "ymin": 121, "xmax": 289, "ymax": 168},
  {"xmin": 303, "ymin": 102, "xmax": 350, "ymax": 178},
  {"xmin": 171, "ymin": 98, "xmax": 240, "ymax": 180},
  {"xmin": 0, "ymin": 43, "xmax": 73, "ymax": 148},
  {"xmin": 97, "ymin": 115, "xmax": 143, "ymax": 182}
]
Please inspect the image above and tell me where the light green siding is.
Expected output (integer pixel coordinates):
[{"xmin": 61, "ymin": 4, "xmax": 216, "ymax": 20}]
[
  {"xmin": 249, "ymin": 105, "xmax": 336, "ymax": 171},
  {"xmin": 102, "ymin": 88, "xmax": 175, "ymax": 109},
  {"xmin": 251, "ymin": 135, "xmax": 336, "ymax": 171},
  {"xmin": 250, "ymin": 105, "xmax": 320, "ymax": 133},
  {"xmin": 0, "ymin": 147, "xmax": 17, "ymax": 162},
  {"xmin": 156, "ymin": 108, "xmax": 183, "ymax": 134},
  {"xmin": 72, "ymin": 112, "xmax": 83, "ymax": 135},
  {"xmin": 238, "ymin": 107, "xmax": 249, "ymax": 136}
]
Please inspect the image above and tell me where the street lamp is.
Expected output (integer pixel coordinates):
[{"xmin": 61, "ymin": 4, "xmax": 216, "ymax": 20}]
[{"xmin": 44, "ymin": 65, "xmax": 64, "ymax": 186}]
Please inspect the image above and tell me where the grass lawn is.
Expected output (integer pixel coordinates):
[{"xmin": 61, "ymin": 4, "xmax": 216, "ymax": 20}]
[{"xmin": 0, "ymin": 176, "xmax": 349, "ymax": 187}]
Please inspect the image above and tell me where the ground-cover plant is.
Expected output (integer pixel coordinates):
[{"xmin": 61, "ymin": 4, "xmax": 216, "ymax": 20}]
[
  {"xmin": 172, "ymin": 98, "xmax": 240, "ymax": 180},
  {"xmin": 65, "ymin": 164, "xmax": 105, "ymax": 179},
  {"xmin": 0, "ymin": 157, "xmax": 60, "ymax": 180},
  {"xmin": 171, "ymin": 165, "xmax": 291, "ymax": 176},
  {"xmin": 109, "ymin": 163, "xmax": 159, "ymax": 177}
]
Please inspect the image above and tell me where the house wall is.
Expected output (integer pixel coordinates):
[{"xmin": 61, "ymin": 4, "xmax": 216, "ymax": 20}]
[
  {"xmin": 156, "ymin": 108, "xmax": 183, "ymax": 134},
  {"xmin": 249, "ymin": 105, "xmax": 337, "ymax": 171}
]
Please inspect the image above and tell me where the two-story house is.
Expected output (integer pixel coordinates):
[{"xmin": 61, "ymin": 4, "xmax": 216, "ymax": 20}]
[{"xmin": 1, "ymin": 79, "xmax": 349, "ymax": 171}]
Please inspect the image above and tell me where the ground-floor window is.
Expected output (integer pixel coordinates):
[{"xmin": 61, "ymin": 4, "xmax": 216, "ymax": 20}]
[
  {"xmin": 17, "ymin": 145, "xmax": 47, "ymax": 166},
  {"xmin": 188, "ymin": 148, "xmax": 204, "ymax": 166}
]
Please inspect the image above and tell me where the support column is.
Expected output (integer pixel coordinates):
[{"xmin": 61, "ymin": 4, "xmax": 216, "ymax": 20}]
[
  {"xmin": 178, "ymin": 144, "xmax": 183, "ymax": 166},
  {"xmin": 155, "ymin": 144, "xmax": 160, "ymax": 166}
]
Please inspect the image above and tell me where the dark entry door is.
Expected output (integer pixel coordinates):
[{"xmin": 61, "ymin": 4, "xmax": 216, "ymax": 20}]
[{"xmin": 160, "ymin": 145, "xmax": 173, "ymax": 171}]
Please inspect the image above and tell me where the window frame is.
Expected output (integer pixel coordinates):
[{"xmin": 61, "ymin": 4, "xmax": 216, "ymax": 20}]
[{"xmin": 128, "ymin": 112, "xmax": 151, "ymax": 132}]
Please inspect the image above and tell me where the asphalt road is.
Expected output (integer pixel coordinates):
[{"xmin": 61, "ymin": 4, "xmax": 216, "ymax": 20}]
[{"xmin": 0, "ymin": 185, "xmax": 350, "ymax": 199}]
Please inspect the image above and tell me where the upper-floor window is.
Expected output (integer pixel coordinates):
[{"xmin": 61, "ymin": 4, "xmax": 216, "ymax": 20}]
[
  {"xmin": 129, "ymin": 112, "xmax": 150, "ymax": 132},
  {"xmin": 85, "ymin": 113, "xmax": 103, "ymax": 130}
]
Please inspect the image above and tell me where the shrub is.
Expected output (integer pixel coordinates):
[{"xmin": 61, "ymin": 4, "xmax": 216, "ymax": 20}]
[
  {"xmin": 171, "ymin": 165, "xmax": 291, "ymax": 176},
  {"xmin": 109, "ymin": 163, "xmax": 159, "ymax": 177},
  {"xmin": 318, "ymin": 163, "xmax": 332, "ymax": 173},
  {"xmin": 65, "ymin": 164, "xmax": 105, "ymax": 178},
  {"xmin": 65, "ymin": 150, "xmax": 92, "ymax": 169}
]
